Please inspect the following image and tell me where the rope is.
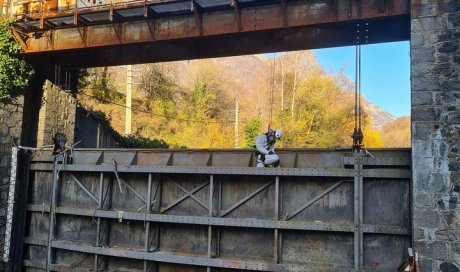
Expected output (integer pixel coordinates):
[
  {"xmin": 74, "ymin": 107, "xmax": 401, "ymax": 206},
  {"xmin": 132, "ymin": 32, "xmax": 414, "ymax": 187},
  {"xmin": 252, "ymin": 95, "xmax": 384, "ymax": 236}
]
[
  {"xmin": 352, "ymin": 23, "xmax": 364, "ymax": 149},
  {"xmin": 78, "ymin": 90, "xmax": 234, "ymax": 124},
  {"xmin": 269, "ymin": 53, "xmax": 276, "ymax": 124}
]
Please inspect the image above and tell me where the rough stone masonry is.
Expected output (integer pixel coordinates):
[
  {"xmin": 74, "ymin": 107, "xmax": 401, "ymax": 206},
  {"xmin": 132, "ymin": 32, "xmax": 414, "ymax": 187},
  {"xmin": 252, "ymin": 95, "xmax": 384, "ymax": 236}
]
[
  {"xmin": 0, "ymin": 97, "xmax": 23, "ymax": 272},
  {"xmin": 411, "ymin": 0, "xmax": 460, "ymax": 271}
]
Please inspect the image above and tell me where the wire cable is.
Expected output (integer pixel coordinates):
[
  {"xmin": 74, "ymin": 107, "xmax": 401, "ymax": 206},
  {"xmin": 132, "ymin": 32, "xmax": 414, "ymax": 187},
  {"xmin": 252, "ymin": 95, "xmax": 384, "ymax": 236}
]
[{"xmin": 78, "ymin": 90, "xmax": 234, "ymax": 124}]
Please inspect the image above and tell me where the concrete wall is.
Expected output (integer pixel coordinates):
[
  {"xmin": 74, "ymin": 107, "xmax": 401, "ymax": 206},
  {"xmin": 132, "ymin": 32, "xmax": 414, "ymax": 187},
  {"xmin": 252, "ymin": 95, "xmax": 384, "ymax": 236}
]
[
  {"xmin": 74, "ymin": 107, "xmax": 119, "ymax": 148},
  {"xmin": 36, "ymin": 80, "xmax": 76, "ymax": 147},
  {"xmin": 411, "ymin": 1, "xmax": 460, "ymax": 271},
  {"xmin": 0, "ymin": 98, "xmax": 23, "ymax": 271}
]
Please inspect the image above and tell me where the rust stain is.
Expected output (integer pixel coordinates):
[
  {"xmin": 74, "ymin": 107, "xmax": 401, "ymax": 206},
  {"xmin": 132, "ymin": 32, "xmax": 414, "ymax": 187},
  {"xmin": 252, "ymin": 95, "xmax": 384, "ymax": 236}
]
[{"xmin": 411, "ymin": 0, "xmax": 422, "ymax": 18}]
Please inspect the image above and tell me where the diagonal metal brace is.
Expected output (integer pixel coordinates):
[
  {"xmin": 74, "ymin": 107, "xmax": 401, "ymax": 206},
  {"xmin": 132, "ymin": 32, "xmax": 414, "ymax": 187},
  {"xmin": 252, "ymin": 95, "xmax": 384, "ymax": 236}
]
[
  {"xmin": 161, "ymin": 180, "xmax": 209, "ymax": 213},
  {"xmin": 170, "ymin": 179, "xmax": 208, "ymax": 210},
  {"xmin": 69, "ymin": 174, "xmax": 99, "ymax": 204},
  {"xmin": 285, "ymin": 180, "xmax": 348, "ymax": 221},
  {"xmin": 220, "ymin": 180, "xmax": 274, "ymax": 218}
]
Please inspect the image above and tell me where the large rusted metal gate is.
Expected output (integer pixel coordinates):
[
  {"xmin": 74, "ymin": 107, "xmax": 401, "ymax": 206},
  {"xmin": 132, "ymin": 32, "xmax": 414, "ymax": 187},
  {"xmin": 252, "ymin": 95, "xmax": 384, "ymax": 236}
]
[{"xmin": 18, "ymin": 148, "xmax": 410, "ymax": 271}]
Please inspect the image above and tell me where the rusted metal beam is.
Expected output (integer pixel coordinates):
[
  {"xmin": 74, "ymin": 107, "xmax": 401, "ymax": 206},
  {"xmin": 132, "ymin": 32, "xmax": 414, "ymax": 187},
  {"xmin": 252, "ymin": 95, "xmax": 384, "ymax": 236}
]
[{"xmin": 16, "ymin": 0, "xmax": 409, "ymax": 67}]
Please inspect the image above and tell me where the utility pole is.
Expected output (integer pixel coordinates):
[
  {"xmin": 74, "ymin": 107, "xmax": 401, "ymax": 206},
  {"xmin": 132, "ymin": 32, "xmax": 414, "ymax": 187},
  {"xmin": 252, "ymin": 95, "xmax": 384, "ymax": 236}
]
[
  {"xmin": 234, "ymin": 100, "xmax": 239, "ymax": 148},
  {"xmin": 125, "ymin": 65, "xmax": 132, "ymax": 135}
]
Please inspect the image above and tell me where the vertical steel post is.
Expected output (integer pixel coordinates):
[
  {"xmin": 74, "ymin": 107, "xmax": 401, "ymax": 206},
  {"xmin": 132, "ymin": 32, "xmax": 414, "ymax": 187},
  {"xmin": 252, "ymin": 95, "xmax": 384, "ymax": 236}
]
[
  {"xmin": 46, "ymin": 155, "xmax": 59, "ymax": 271},
  {"xmin": 216, "ymin": 178, "xmax": 222, "ymax": 258},
  {"xmin": 353, "ymin": 149, "xmax": 363, "ymax": 271},
  {"xmin": 274, "ymin": 176, "xmax": 279, "ymax": 263},
  {"xmin": 207, "ymin": 175, "xmax": 214, "ymax": 272},
  {"xmin": 95, "ymin": 172, "xmax": 104, "ymax": 271},
  {"xmin": 144, "ymin": 173, "xmax": 152, "ymax": 272},
  {"xmin": 153, "ymin": 175, "xmax": 162, "ymax": 272}
]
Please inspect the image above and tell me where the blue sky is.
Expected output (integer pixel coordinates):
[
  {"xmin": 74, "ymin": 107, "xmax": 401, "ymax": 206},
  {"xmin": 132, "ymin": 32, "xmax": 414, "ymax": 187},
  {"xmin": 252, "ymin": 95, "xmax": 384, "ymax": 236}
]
[{"xmin": 313, "ymin": 41, "xmax": 410, "ymax": 117}]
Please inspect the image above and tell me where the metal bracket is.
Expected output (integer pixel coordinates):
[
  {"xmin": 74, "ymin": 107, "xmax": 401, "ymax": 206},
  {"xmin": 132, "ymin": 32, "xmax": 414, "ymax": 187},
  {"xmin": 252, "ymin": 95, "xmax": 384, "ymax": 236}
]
[{"xmin": 8, "ymin": 26, "xmax": 28, "ymax": 51}]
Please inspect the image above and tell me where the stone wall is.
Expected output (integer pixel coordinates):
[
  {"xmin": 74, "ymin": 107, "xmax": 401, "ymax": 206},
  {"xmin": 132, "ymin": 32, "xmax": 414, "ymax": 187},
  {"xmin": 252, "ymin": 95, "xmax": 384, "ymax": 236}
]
[
  {"xmin": 74, "ymin": 107, "xmax": 119, "ymax": 148},
  {"xmin": 0, "ymin": 97, "xmax": 24, "ymax": 271},
  {"xmin": 411, "ymin": 0, "xmax": 460, "ymax": 271},
  {"xmin": 37, "ymin": 80, "xmax": 76, "ymax": 147}
]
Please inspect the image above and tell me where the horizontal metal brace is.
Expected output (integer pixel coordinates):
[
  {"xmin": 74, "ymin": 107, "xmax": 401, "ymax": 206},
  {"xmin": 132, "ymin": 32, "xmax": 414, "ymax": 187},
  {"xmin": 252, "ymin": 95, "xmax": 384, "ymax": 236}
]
[
  {"xmin": 30, "ymin": 164, "xmax": 411, "ymax": 179},
  {"xmin": 22, "ymin": 252, "xmax": 398, "ymax": 272},
  {"xmin": 27, "ymin": 205, "xmax": 410, "ymax": 235},
  {"xmin": 52, "ymin": 240, "xmax": 278, "ymax": 271},
  {"xmin": 23, "ymin": 259, "xmax": 93, "ymax": 271},
  {"xmin": 343, "ymin": 156, "xmax": 410, "ymax": 166}
]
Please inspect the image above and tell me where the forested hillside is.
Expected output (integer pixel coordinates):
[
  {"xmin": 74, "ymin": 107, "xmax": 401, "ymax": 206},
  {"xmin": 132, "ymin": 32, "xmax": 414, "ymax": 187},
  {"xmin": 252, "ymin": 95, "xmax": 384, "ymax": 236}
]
[{"xmin": 77, "ymin": 51, "xmax": 410, "ymax": 148}]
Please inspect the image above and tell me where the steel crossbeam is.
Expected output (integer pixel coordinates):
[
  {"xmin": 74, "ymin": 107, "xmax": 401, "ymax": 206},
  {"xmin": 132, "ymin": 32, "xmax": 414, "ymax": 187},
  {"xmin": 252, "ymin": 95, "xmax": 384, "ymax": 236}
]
[
  {"xmin": 26, "ymin": 204, "xmax": 410, "ymax": 235},
  {"xmin": 29, "ymin": 163, "xmax": 411, "ymax": 179}
]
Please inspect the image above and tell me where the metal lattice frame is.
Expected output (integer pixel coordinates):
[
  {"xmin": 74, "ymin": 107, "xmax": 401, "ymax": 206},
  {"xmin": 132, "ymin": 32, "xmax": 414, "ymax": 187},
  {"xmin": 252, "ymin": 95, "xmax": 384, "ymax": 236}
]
[{"xmin": 18, "ymin": 148, "xmax": 411, "ymax": 271}]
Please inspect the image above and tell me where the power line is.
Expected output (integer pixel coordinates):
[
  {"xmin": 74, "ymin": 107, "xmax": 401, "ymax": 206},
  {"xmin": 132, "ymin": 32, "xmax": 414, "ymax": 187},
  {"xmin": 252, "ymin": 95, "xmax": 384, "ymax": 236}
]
[{"xmin": 78, "ymin": 90, "xmax": 234, "ymax": 124}]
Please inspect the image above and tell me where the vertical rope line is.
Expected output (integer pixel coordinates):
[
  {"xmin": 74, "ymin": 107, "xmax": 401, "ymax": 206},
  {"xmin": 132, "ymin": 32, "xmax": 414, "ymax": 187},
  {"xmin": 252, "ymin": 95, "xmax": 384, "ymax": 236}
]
[
  {"xmin": 354, "ymin": 46, "xmax": 358, "ymax": 132},
  {"xmin": 270, "ymin": 53, "xmax": 276, "ymax": 124},
  {"xmin": 358, "ymin": 45, "xmax": 362, "ymax": 131}
]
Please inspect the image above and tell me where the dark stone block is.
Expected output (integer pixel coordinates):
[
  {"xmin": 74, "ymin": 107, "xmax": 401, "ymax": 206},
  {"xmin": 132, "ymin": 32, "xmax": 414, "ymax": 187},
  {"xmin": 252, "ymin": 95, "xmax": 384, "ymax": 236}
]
[
  {"xmin": 442, "ymin": 126, "xmax": 460, "ymax": 139},
  {"xmin": 412, "ymin": 92, "xmax": 433, "ymax": 106},
  {"xmin": 418, "ymin": 241, "xmax": 448, "ymax": 260},
  {"xmin": 412, "ymin": 107, "xmax": 440, "ymax": 122},
  {"xmin": 454, "ymin": 54, "xmax": 460, "ymax": 65},
  {"xmin": 441, "ymin": 210, "xmax": 456, "ymax": 225},
  {"xmin": 433, "ymin": 62, "xmax": 453, "ymax": 77},
  {"xmin": 437, "ymin": 42, "xmax": 459, "ymax": 54},
  {"xmin": 441, "ymin": 80, "xmax": 460, "ymax": 92},
  {"xmin": 420, "ymin": 259, "xmax": 434, "ymax": 271},
  {"xmin": 440, "ymin": 1, "xmax": 460, "ymax": 13},
  {"xmin": 448, "ymin": 11, "xmax": 460, "ymax": 26},
  {"xmin": 438, "ymin": 198, "xmax": 445, "ymax": 209},
  {"xmin": 411, "ymin": 47, "xmax": 436, "ymax": 63},
  {"xmin": 446, "ymin": 114, "xmax": 460, "ymax": 125},
  {"xmin": 449, "ymin": 160, "xmax": 460, "ymax": 171},
  {"xmin": 453, "ymin": 185, "xmax": 460, "ymax": 192},
  {"xmin": 438, "ymin": 31, "xmax": 454, "ymax": 42},
  {"xmin": 440, "ymin": 262, "xmax": 459, "ymax": 272},
  {"xmin": 414, "ymin": 208, "xmax": 440, "ymax": 229}
]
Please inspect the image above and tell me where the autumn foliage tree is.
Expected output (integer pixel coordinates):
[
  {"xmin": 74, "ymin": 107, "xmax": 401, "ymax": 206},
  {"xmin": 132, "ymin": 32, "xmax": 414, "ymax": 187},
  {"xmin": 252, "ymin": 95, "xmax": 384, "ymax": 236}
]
[{"xmin": 78, "ymin": 51, "xmax": 407, "ymax": 149}]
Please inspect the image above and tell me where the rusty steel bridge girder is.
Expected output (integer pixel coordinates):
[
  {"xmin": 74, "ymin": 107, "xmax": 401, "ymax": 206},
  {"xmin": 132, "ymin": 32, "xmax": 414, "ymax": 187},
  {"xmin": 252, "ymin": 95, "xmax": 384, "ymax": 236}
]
[{"xmin": 11, "ymin": 0, "xmax": 410, "ymax": 67}]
